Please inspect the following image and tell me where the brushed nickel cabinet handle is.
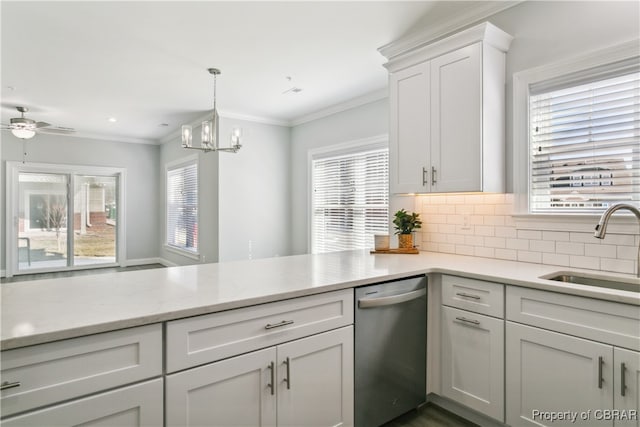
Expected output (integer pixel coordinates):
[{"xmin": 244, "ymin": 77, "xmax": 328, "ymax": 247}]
[
  {"xmin": 283, "ymin": 357, "xmax": 291, "ymax": 390},
  {"xmin": 267, "ymin": 361, "xmax": 275, "ymax": 395},
  {"xmin": 265, "ymin": 320, "xmax": 294, "ymax": 330},
  {"xmin": 422, "ymin": 167, "xmax": 429, "ymax": 186},
  {"xmin": 455, "ymin": 316, "xmax": 481, "ymax": 326},
  {"xmin": 598, "ymin": 356, "xmax": 604, "ymax": 389},
  {"xmin": 432, "ymin": 166, "xmax": 437, "ymax": 184},
  {"xmin": 621, "ymin": 362, "xmax": 627, "ymax": 396},
  {"xmin": 0, "ymin": 381, "xmax": 21, "ymax": 391},
  {"xmin": 455, "ymin": 292, "xmax": 481, "ymax": 300}
]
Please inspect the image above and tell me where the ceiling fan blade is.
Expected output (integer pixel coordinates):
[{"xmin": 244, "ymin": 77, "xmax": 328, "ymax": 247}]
[
  {"xmin": 37, "ymin": 127, "xmax": 76, "ymax": 135},
  {"xmin": 35, "ymin": 121, "xmax": 51, "ymax": 128}
]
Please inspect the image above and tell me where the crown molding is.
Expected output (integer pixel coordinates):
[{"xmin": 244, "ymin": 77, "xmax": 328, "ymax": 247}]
[
  {"xmin": 218, "ymin": 110, "xmax": 290, "ymax": 127},
  {"xmin": 378, "ymin": 1, "xmax": 522, "ymax": 61},
  {"xmin": 290, "ymin": 88, "xmax": 388, "ymax": 127}
]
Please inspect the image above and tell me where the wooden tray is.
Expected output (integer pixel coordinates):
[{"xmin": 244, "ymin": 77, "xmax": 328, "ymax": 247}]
[{"xmin": 370, "ymin": 248, "xmax": 419, "ymax": 255}]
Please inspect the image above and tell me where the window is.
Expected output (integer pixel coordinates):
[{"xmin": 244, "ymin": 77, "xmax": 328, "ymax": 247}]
[
  {"xmin": 528, "ymin": 59, "xmax": 639, "ymax": 214},
  {"xmin": 312, "ymin": 144, "xmax": 389, "ymax": 253},
  {"xmin": 166, "ymin": 159, "xmax": 198, "ymax": 254}
]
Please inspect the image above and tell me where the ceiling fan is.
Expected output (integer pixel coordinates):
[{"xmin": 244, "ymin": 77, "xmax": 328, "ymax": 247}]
[{"xmin": 1, "ymin": 106, "xmax": 75, "ymax": 139}]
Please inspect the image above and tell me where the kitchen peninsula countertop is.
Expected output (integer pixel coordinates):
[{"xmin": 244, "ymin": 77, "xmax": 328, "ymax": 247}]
[{"xmin": 2, "ymin": 250, "xmax": 639, "ymax": 350}]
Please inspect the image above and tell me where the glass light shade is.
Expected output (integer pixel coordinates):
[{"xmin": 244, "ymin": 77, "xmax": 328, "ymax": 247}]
[
  {"xmin": 181, "ymin": 125, "xmax": 192, "ymax": 148},
  {"xmin": 231, "ymin": 127, "xmax": 242, "ymax": 145},
  {"xmin": 201, "ymin": 121, "xmax": 212, "ymax": 145},
  {"xmin": 11, "ymin": 128, "xmax": 36, "ymax": 139}
]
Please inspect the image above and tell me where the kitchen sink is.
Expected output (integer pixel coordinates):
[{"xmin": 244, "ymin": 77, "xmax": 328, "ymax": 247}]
[{"xmin": 541, "ymin": 271, "xmax": 640, "ymax": 293}]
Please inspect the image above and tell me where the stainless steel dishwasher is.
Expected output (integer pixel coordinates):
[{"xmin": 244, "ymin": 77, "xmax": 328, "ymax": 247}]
[{"xmin": 354, "ymin": 275, "xmax": 427, "ymax": 427}]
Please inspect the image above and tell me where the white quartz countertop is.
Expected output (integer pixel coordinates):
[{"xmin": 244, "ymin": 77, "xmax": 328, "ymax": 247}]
[{"xmin": 2, "ymin": 250, "xmax": 639, "ymax": 350}]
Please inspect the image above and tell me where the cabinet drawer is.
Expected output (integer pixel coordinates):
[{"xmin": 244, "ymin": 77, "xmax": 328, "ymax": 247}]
[
  {"xmin": 2, "ymin": 378, "xmax": 163, "ymax": 427},
  {"xmin": 441, "ymin": 275, "xmax": 504, "ymax": 318},
  {"xmin": 0, "ymin": 323, "xmax": 162, "ymax": 417},
  {"xmin": 506, "ymin": 286, "xmax": 640, "ymax": 351},
  {"xmin": 166, "ymin": 289, "xmax": 354, "ymax": 372}
]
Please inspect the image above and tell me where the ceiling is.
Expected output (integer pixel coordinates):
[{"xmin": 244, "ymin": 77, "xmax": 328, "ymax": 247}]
[{"xmin": 1, "ymin": 1, "xmax": 508, "ymax": 144}]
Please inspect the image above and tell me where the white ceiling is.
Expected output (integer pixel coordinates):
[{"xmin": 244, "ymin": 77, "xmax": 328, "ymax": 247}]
[{"xmin": 1, "ymin": 1, "xmax": 505, "ymax": 144}]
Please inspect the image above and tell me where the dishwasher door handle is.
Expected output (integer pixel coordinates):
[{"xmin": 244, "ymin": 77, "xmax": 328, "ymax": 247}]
[{"xmin": 358, "ymin": 288, "xmax": 426, "ymax": 308}]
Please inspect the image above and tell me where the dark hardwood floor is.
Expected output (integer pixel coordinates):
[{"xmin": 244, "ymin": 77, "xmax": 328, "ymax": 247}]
[{"xmin": 383, "ymin": 404, "xmax": 479, "ymax": 427}]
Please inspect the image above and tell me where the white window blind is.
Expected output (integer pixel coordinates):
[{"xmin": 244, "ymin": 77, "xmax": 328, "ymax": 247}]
[
  {"xmin": 167, "ymin": 161, "xmax": 198, "ymax": 253},
  {"xmin": 312, "ymin": 147, "xmax": 389, "ymax": 254},
  {"xmin": 529, "ymin": 61, "xmax": 640, "ymax": 213}
]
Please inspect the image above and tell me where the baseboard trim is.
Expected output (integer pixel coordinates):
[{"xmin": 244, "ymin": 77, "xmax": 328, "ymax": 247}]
[{"xmin": 125, "ymin": 257, "xmax": 178, "ymax": 268}]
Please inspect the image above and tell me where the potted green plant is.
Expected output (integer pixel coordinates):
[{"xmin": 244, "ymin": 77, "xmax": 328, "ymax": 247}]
[{"xmin": 393, "ymin": 209, "xmax": 422, "ymax": 249}]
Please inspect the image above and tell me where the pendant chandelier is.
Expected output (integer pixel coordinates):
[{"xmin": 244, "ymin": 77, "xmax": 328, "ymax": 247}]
[{"xmin": 181, "ymin": 68, "xmax": 242, "ymax": 153}]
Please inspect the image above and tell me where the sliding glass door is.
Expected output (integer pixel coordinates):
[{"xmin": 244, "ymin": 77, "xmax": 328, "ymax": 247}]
[
  {"xmin": 18, "ymin": 172, "xmax": 69, "ymax": 270},
  {"xmin": 73, "ymin": 175, "xmax": 118, "ymax": 267},
  {"xmin": 8, "ymin": 163, "xmax": 124, "ymax": 276}
]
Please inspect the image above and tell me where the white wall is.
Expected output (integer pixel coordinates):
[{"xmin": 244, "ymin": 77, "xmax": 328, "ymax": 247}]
[
  {"xmin": 0, "ymin": 133, "xmax": 160, "ymax": 270},
  {"xmin": 290, "ymin": 98, "xmax": 389, "ymax": 254},
  {"xmin": 159, "ymin": 117, "xmax": 291, "ymax": 265},
  {"xmin": 218, "ymin": 119, "xmax": 291, "ymax": 262},
  {"xmin": 159, "ymin": 123, "xmax": 220, "ymax": 266}
]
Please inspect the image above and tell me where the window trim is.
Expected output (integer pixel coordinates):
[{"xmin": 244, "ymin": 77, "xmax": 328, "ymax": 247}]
[
  {"xmin": 512, "ymin": 39, "xmax": 639, "ymax": 232},
  {"xmin": 164, "ymin": 154, "xmax": 200, "ymax": 259},
  {"xmin": 307, "ymin": 134, "xmax": 389, "ymax": 254}
]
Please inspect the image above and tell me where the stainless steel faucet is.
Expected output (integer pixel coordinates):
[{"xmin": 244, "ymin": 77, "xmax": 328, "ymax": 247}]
[{"xmin": 594, "ymin": 203, "xmax": 640, "ymax": 277}]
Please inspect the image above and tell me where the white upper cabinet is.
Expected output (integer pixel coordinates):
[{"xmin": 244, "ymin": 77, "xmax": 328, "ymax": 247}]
[{"xmin": 382, "ymin": 22, "xmax": 513, "ymax": 194}]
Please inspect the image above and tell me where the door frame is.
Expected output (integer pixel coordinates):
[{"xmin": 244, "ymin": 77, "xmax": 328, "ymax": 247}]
[{"xmin": 5, "ymin": 161, "xmax": 127, "ymax": 277}]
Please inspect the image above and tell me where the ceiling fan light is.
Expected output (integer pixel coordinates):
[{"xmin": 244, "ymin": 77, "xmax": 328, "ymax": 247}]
[{"xmin": 11, "ymin": 128, "xmax": 36, "ymax": 139}]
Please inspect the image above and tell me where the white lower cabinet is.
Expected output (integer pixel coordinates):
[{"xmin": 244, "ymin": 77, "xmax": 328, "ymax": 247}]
[
  {"xmin": 506, "ymin": 322, "xmax": 640, "ymax": 427},
  {"xmin": 166, "ymin": 326, "xmax": 354, "ymax": 427},
  {"xmin": 441, "ymin": 306, "xmax": 504, "ymax": 421},
  {"xmin": 2, "ymin": 378, "xmax": 163, "ymax": 427},
  {"xmin": 615, "ymin": 347, "xmax": 640, "ymax": 427}
]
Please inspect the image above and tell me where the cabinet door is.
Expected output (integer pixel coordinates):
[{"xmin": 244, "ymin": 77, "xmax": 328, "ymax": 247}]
[
  {"xmin": 441, "ymin": 306, "xmax": 504, "ymax": 421},
  {"xmin": 615, "ymin": 347, "xmax": 640, "ymax": 427},
  {"xmin": 2, "ymin": 378, "xmax": 162, "ymax": 427},
  {"xmin": 506, "ymin": 322, "xmax": 613, "ymax": 427},
  {"xmin": 430, "ymin": 42, "xmax": 482, "ymax": 192},
  {"xmin": 277, "ymin": 326, "xmax": 354, "ymax": 427},
  {"xmin": 166, "ymin": 347, "xmax": 277, "ymax": 427},
  {"xmin": 389, "ymin": 62, "xmax": 430, "ymax": 194}
]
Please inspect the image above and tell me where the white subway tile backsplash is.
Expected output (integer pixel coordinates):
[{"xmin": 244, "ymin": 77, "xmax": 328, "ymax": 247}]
[
  {"xmin": 464, "ymin": 235, "xmax": 485, "ymax": 246},
  {"xmin": 518, "ymin": 230, "xmax": 542, "ymax": 240},
  {"xmin": 506, "ymin": 238, "xmax": 529, "ymax": 251},
  {"xmin": 475, "ymin": 246, "xmax": 495, "ymax": 258},
  {"xmin": 485, "ymin": 237, "xmax": 506, "ymax": 248},
  {"xmin": 542, "ymin": 231, "xmax": 570, "ymax": 242},
  {"xmin": 600, "ymin": 258, "xmax": 635, "ymax": 275},
  {"xmin": 456, "ymin": 245, "xmax": 475, "ymax": 256},
  {"xmin": 570, "ymin": 255, "xmax": 600, "ymax": 270},
  {"xmin": 495, "ymin": 226, "xmax": 517, "ymax": 239},
  {"xmin": 416, "ymin": 193, "xmax": 638, "ymax": 275},
  {"xmin": 617, "ymin": 245, "xmax": 637, "ymax": 260},
  {"xmin": 483, "ymin": 215, "xmax": 505, "ymax": 226},
  {"xmin": 584, "ymin": 244, "xmax": 617, "ymax": 259},
  {"xmin": 556, "ymin": 241, "xmax": 584, "ymax": 256},
  {"xmin": 570, "ymin": 232, "xmax": 599, "ymax": 244},
  {"xmin": 518, "ymin": 251, "xmax": 542, "ymax": 264},
  {"xmin": 543, "ymin": 253, "xmax": 570, "ymax": 267},
  {"xmin": 495, "ymin": 248, "xmax": 517, "ymax": 261},
  {"xmin": 530, "ymin": 240, "xmax": 555, "ymax": 253},
  {"xmin": 475, "ymin": 225, "xmax": 495, "ymax": 237},
  {"xmin": 601, "ymin": 233, "xmax": 636, "ymax": 246}
]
